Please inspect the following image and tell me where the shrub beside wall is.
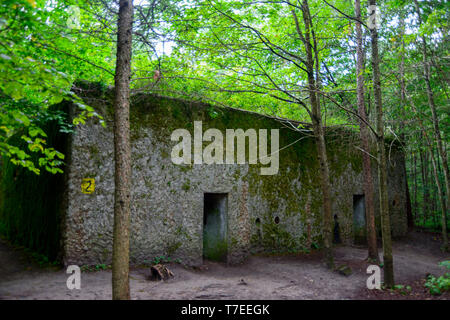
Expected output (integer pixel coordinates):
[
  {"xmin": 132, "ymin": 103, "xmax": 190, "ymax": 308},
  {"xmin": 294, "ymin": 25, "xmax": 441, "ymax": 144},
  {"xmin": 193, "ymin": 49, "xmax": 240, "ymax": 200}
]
[{"xmin": 0, "ymin": 110, "xmax": 69, "ymax": 261}]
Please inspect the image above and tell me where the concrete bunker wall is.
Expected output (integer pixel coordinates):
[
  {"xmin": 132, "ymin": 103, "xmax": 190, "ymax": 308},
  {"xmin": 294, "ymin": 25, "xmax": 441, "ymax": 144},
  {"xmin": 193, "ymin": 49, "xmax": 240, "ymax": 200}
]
[{"xmin": 62, "ymin": 90, "xmax": 407, "ymax": 266}]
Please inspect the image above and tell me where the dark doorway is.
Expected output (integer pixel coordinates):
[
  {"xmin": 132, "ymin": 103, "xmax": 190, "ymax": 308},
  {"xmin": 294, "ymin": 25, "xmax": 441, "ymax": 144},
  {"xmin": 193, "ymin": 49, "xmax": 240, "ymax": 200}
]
[
  {"xmin": 203, "ymin": 193, "xmax": 228, "ymax": 262},
  {"xmin": 353, "ymin": 194, "xmax": 366, "ymax": 244},
  {"xmin": 333, "ymin": 214, "xmax": 342, "ymax": 244}
]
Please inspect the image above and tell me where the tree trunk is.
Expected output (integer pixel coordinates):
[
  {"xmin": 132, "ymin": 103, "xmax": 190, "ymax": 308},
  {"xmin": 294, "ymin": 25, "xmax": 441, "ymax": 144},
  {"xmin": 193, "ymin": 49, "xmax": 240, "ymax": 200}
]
[
  {"xmin": 300, "ymin": 0, "xmax": 334, "ymax": 269},
  {"xmin": 355, "ymin": 0, "xmax": 379, "ymax": 262},
  {"xmin": 432, "ymin": 176, "xmax": 437, "ymax": 229},
  {"xmin": 421, "ymin": 151, "xmax": 429, "ymax": 225},
  {"xmin": 405, "ymin": 173, "xmax": 414, "ymax": 230},
  {"xmin": 435, "ymin": 147, "xmax": 449, "ymax": 244},
  {"xmin": 112, "ymin": 0, "xmax": 133, "ymax": 300},
  {"xmin": 413, "ymin": 152, "xmax": 417, "ymax": 223},
  {"xmin": 369, "ymin": 0, "xmax": 394, "ymax": 288}
]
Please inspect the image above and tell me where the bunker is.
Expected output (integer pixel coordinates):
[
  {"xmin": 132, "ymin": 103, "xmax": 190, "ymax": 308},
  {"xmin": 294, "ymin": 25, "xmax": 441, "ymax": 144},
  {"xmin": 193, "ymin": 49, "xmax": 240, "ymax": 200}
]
[{"xmin": 0, "ymin": 83, "xmax": 409, "ymax": 266}]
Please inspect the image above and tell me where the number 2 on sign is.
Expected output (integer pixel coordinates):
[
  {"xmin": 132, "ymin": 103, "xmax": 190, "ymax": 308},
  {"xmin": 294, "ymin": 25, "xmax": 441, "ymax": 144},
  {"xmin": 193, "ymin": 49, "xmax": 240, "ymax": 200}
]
[{"xmin": 81, "ymin": 178, "xmax": 95, "ymax": 194}]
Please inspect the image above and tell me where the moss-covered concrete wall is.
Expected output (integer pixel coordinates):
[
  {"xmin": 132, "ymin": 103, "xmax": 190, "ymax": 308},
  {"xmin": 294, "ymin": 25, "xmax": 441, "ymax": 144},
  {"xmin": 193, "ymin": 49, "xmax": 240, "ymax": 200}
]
[{"xmin": 62, "ymin": 85, "xmax": 407, "ymax": 266}]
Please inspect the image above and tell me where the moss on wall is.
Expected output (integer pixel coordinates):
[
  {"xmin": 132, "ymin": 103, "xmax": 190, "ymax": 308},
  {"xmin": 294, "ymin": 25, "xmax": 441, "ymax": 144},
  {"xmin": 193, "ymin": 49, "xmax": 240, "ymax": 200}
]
[
  {"xmin": 65, "ymin": 86, "xmax": 403, "ymax": 263},
  {"xmin": 117, "ymin": 93, "xmax": 366, "ymax": 254}
]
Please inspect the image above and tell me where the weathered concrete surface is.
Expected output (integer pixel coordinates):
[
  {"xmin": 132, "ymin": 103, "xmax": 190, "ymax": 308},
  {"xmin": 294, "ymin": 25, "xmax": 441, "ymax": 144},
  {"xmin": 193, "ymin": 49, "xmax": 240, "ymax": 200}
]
[{"xmin": 62, "ymin": 87, "xmax": 408, "ymax": 267}]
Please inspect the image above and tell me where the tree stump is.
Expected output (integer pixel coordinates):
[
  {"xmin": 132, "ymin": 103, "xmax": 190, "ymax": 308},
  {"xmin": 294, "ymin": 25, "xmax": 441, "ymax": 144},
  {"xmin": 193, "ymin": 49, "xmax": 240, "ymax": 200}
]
[{"xmin": 147, "ymin": 264, "xmax": 174, "ymax": 281}]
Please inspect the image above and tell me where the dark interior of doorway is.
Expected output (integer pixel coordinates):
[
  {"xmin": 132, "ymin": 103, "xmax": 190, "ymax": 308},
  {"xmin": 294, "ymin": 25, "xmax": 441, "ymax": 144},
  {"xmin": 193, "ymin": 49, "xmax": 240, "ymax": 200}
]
[
  {"xmin": 353, "ymin": 194, "xmax": 367, "ymax": 244},
  {"xmin": 203, "ymin": 193, "xmax": 228, "ymax": 262}
]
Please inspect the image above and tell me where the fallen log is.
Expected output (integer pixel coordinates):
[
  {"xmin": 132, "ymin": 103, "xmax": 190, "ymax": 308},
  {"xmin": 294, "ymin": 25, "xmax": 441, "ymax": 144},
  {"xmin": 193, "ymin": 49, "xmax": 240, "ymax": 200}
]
[{"xmin": 147, "ymin": 264, "xmax": 174, "ymax": 281}]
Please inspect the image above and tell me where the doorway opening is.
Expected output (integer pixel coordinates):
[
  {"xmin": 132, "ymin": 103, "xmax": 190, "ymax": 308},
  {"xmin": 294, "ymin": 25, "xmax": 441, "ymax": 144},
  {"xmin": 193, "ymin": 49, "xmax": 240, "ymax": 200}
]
[
  {"xmin": 203, "ymin": 193, "xmax": 228, "ymax": 262},
  {"xmin": 333, "ymin": 214, "xmax": 342, "ymax": 244},
  {"xmin": 353, "ymin": 194, "xmax": 366, "ymax": 244}
]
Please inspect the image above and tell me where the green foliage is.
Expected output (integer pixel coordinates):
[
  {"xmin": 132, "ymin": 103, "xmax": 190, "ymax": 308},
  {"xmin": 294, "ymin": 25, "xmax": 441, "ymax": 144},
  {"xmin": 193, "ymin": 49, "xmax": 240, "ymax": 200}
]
[
  {"xmin": 146, "ymin": 255, "xmax": 181, "ymax": 265},
  {"xmin": 387, "ymin": 284, "xmax": 412, "ymax": 296},
  {"xmin": 425, "ymin": 261, "xmax": 450, "ymax": 296},
  {"xmin": 0, "ymin": 237, "xmax": 60, "ymax": 268},
  {"xmin": 133, "ymin": 0, "xmax": 355, "ymax": 126},
  {"xmin": 0, "ymin": 0, "xmax": 110, "ymax": 174},
  {"xmin": 26, "ymin": 249, "xmax": 60, "ymax": 268},
  {"xmin": 311, "ymin": 242, "xmax": 320, "ymax": 250},
  {"xmin": 81, "ymin": 264, "xmax": 110, "ymax": 272},
  {"xmin": 0, "ymin": 110, "xmax": 69, "ymax": 260},
  {"xmin": 439, "ymin": 261, "xmax": 450, "ymax": 269}
]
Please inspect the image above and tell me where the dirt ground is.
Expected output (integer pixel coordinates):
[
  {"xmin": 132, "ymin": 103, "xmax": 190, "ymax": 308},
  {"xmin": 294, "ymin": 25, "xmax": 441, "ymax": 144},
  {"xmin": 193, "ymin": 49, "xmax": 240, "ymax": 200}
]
[{"xmin": 0, "ymin": 230, "xmax": 448, "ymax": 300}]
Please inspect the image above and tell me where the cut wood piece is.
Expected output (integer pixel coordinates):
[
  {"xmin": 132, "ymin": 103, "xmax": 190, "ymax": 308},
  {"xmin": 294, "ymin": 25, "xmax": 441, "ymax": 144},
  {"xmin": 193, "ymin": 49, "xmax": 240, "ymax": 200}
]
[{"xmin": 147, "ymin": 264, "xmax": 174, "ymax": 281}]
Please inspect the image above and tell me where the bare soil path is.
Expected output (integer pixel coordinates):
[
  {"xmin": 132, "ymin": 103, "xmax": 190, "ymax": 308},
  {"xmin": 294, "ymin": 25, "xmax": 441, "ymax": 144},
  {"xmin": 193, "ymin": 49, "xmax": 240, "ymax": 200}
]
[{"xmin": 0, "ymin": 231, "xmax": 448, "ymax": 300}]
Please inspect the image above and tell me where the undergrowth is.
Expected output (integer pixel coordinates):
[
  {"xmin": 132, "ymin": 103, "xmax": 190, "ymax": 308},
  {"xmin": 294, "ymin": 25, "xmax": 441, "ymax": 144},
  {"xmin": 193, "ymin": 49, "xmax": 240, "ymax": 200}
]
[{"xmin": 425, "ymin": 261, "xmax": 450, "ymax": 296}]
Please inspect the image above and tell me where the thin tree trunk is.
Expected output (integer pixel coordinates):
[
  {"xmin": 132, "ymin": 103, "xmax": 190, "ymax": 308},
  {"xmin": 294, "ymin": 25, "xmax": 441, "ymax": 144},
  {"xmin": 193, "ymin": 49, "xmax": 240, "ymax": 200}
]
[
  {"xmin": 433, "ymin": 147, "xmax": 439, "ymax": 228},
  {"xmin": 112, "ymin": 0, "xmax": 133, "ymax": 300},
  {"xmin": 413, "ymin": 152, "xmax": 417, "ymax": 223},
  {"xmin": 424, "ymin": 152, "xmax": 430, "ymax": 225},
  {"xmin": 420, "ymin": 151, "xmax": 428, "ymax": 225},
  {"xmin": 366, "ymin": 88, "xmax": 372, "ymax": 122},
  {"xmin": 405, "ymin": 169, "xmax": 413, "ymax": 230},
  {"xmin": 293, "ymin": 1, "xmax": 334, "ymax": 268},
  {"xmin": 432, "ymin": 176, "xmax": 437, "ymax": 229},
  {"xmin": 355, "ymin": 0, "xmax": 378, "ymax": 262},
  {"xmin": 369, "ymin": 0, "xmax": 394, "ymax": 288}
]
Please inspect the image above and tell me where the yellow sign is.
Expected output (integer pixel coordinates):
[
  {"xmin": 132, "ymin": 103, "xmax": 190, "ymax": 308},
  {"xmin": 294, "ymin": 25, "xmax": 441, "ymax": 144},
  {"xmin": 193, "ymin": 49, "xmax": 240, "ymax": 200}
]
[{"xmin": 81, "ymin": 178, "xmax": 95, "ymax": 194}]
